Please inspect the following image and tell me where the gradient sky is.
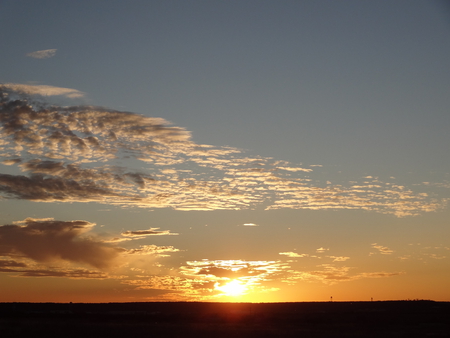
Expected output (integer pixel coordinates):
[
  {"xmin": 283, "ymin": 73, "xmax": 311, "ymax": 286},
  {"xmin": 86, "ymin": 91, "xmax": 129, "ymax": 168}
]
[{"xmin": 1, "ymin": 0, "xmax": 450, "ymax": 303}]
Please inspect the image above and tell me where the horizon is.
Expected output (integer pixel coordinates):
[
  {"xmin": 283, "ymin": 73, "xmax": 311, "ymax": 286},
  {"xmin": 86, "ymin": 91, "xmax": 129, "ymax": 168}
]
[{"xmin": 0, "ymin": 299, "xmax": 444, "ymax": 304}]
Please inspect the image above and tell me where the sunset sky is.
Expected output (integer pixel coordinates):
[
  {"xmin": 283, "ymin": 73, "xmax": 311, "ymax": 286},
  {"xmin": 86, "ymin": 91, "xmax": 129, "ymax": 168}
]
[{"xmin": 1, "ymin": 0, "xmax": 450, "ymax": 303}]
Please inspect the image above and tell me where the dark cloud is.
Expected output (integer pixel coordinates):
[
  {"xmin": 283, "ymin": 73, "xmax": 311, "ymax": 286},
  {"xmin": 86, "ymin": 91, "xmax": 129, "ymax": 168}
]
[
  {"xmin": 0, "ymin": 218, "xmax": 120, "ymax": 268},
  {"xmin": 10, "ymin": 159, "xmax": 153, "ymax": 202},
  {"xmin": 2, "ymin": 158, "xmax": 21, "ymax": 165},
  {"xmin": 0, "ymin": 173, "xmax": 121, "ymax": 201},
  {"xmin": 0, "ymin": 261, "xmax": 108, "ymax": 278},
  {"xmin": 0, "ymin": 87, "xmax": 190, "ymax": 162},
  {"xmin": 0, "ymin": 260, "xmax": 27, "ymax": 267},
  {"xmin": 0, "ymin": 259, "xmax": 27, "ymax": 272},
  {"xmin": 18, "ymin": 269, "xmax": 107, "ymax": 279}
]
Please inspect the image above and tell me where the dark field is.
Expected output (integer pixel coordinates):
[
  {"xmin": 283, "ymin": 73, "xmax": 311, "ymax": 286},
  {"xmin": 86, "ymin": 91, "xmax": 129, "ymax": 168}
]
[{"xmin": 1, "ymin": 300, "xmax": 449, "ymax": 337}]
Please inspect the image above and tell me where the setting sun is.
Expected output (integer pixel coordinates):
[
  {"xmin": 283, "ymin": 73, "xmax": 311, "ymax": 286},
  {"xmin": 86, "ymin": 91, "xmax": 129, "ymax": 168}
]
[{"xmin": 216, "ymin": 280, "xmax": 247, "ymax": 297}]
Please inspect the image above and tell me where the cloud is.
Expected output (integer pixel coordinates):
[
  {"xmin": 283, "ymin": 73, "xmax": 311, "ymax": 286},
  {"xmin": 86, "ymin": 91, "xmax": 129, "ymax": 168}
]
[
  {"xmin": 121, "ymin": 259, "xmax": 285, "ymax": 301},
  {"xmin": 288, "ymin": 264, "xmax": 403, "ymax": 285},
  {"xmin": 0, "ymin": 258, "xmax": 109, "ymax": 278},
  {"xmin": 125, "ymin": 245, "xmax": 179, "ymax": 257},
  {"xmin": 196, "ymin": 266, "xmax": 265, "ymax": 278},
  {"xmin": 1, "ymin": 83, "xmax": 83, "ymax": 98},
  {"xmin": 0, "ymin": 217, "xmax": 182, "ymax": 284},
  {"xmin": 0, "ymin": 259, "xmax": 27, "ymax": 271},
  {"xmin": 2, "ymin": 158, "xmax": 21, "ymax": 165},
  {"xmin": 327, "ymin": 256, "xmax": 350, "ymax": 262},
  {"xmin": 121, "ymin": 259, "xmax": 289, "ymax": 300},
  {"xmin": 15, "ymin": 268, "xmax": 107, "ymax": 279},
  {"xmin": 26, "ymin": 49, "xmax": 57, "ymax": 59},
  {"xmin": 122, "ymin": 228, "xmax": 178, "ymax": 238},
  {"xmin": 0, "ymin": 173, "xmax": 121, "ymax": 202},
  {"xmin": 280, "ymin": 250, "xmax": 349, "ymax": 261},
  {"xmin": 306, "ymin": 265, "xmax": 353, "ymax": 282},
  {"xmin": 358, "ymin": 271, "xmax": 404, "ymax": 278},
  {"xmin": 0, "ymin": 84, "xmax": 447, "ymax": 216},
  {"xmin": 276, "ymin": 166, "xmax": 312, "ymax": 172},
  {"xmin": 265, "ymin": 176, "xmax": 446, "ymax": 217},
  {"xmin": 371, "ymin": 243, "xmax": 394, "ymax": 255},
  {"xmin": 0, "ymin": 218, "xmax": 120, "ymax": 268},
  {"xmin": 0, "ymin": 88, "xmax": 189, "ymax": 164},
  {"xmin": 279, "ymin": 252, "xmax": 309, "ymax": 258},
  {"xmin": 181, "ymin": 259, "xmax": 288, "ymax": 285},
  {"xmin": 122, "ymin": 275, "xmax": 215, "ymax": 301}
]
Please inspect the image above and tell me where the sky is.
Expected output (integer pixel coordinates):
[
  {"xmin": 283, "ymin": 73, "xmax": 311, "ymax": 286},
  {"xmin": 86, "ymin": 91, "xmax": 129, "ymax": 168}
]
[{"xmin": 0, "ymin": 0, "xmax": 450, "ymax": 303}]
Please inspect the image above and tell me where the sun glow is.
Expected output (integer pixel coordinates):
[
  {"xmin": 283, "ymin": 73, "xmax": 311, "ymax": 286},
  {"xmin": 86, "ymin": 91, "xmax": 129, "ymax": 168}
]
[{"xmin": 216, "ymin": 280, "xmax": 247, "ymax": 297}]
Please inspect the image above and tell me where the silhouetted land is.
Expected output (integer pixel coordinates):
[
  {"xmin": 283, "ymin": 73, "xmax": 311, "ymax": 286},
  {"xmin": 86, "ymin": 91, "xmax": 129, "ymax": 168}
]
[{"xmin": 1, "ymin": 300, "xmax": 449, "ymax": 337}]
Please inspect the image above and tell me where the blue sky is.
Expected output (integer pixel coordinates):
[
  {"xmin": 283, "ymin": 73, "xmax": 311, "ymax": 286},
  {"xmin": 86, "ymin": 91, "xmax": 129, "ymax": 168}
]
[
  {"xmin": 0, "ymin": 0, "xmax": 450, "ymax": 302},
  {"xmin": 3, "ymin": 0, "xmax": 449, "ymax": 173}
]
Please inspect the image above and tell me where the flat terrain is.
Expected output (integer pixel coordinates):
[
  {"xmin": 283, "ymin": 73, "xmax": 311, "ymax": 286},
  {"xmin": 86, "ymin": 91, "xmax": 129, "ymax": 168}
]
[{"xmin": 1, "ymin": 301, "xmax": 449, "ymax": 337}]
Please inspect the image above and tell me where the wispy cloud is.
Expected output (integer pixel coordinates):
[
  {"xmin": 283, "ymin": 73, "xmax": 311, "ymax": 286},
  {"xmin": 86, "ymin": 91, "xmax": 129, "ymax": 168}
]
[
  {"xmin": 0, "ymin": 258, "xmax": 110, "ymax": 278},
  {"xmin": 0, "ymin": 259, "xmax": 27, "ymax": 271},
  {"xmin": 181, "ymin": 260, "xmax": 287, "ymax": 279},
  {"xmin": 2, "ymin": 158, "xmax": 21, "ymax": 165},
  {"xmin": 327, "ymin": 255, "xmax": 350, "ymax": 262},
  {"xmin": 122, "ymin": 275, "xmax": 215, "ymax": 301},
  {"xmin": 396, "ymin": 243, "xmax": 449, "ymax": 262},
  {"xmin": 0, "ymin": 84, "xmax": 447, "ymax": 216},
  {"xmin": 17, "ymin": 268, "xmax": 107, "ymax": 279},
  {"xmin": 0, "ymin": 173, "xmax": 120, "ymax": 202},
  {"xmin": 1, "ymin": 83, "xmax": 83, "ymax": 98},
  {"xmin": 122, "ymin": 228, "xmax": 178, "ymax": 238},
  {"xmin": 26, "ymin": 49, "xmax": 57, "ymax": 59},
  {"xmin": 371, "ymin": 243, "xmax": 394, "ymax": 255},
  {"xmin": 279, "ymin": 252, "xmax": 310, "ymax": 258},
  {"xmin": 125, "ymin": 245, "xmax": 179, "ymax": 257},
  {"xmin": 286, "ymin": 264, "xmax": 403, "ymax": 285},
  {"xmin": 279, "ymin": 249, "xmax": 348, "ymax": 261}
]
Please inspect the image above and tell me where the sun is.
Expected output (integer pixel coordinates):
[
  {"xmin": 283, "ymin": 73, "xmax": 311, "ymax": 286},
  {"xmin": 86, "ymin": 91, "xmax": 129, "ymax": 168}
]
[{"xmin": 216, "ymin": 279, "xmax": 247, "ymax": 297}]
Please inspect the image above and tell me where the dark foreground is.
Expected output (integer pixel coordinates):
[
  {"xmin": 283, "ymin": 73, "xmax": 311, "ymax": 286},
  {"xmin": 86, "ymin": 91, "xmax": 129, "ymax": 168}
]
[{"xmin": 1, "ymin": 300, "xmax": 450, "ymax": 337}]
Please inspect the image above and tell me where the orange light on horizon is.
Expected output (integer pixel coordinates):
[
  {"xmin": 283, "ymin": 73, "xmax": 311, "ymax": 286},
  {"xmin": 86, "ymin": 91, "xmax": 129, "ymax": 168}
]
[{"xmin": 216, "ymin": 279, "xmax": 247, "ymax": 297}]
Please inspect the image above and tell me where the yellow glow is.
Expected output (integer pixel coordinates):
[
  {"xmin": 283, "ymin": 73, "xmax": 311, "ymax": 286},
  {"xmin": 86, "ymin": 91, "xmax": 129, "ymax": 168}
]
[{"xmin": 216, "ymin": 280, "xmax": 246, "ymax": 297}]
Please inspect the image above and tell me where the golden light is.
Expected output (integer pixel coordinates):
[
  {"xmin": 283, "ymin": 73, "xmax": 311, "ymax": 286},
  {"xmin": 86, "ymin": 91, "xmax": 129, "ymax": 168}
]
[{"xmin": 216, "ymin": 279, "xmax": 246, "ymax": 297}]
